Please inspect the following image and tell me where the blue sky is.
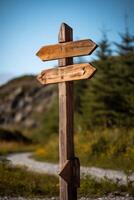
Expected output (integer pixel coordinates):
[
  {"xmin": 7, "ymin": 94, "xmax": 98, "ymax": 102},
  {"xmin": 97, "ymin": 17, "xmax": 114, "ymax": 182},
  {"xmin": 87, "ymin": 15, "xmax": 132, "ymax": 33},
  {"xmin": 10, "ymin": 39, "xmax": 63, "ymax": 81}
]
[{"xmin": 0, "ymin": 0, "xmax": 134, "ymax": 84}]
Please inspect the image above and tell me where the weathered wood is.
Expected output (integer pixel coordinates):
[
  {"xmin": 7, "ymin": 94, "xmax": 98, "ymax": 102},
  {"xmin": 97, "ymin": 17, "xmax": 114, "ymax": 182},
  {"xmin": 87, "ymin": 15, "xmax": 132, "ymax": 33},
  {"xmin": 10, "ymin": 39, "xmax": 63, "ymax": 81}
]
[
  {"xmin": 36, "ymin": 39, "xmax": 97, "ymax": 61},
  {"xmin": 37, "ymin": 63, "xmax": 96, "ymax": 85},
  {"xmin": 58, "ymin": 23, "xmax": 77, "ymax": 200},
  {"xmin": 59, "ymin": 160, "xmax": 72, "ymax": 183},
  {"xmin": 59, "ymin": 158, "xmax": 80, "ymax": 188},
  {"xmin": 36, "ymin": 22, "xmax": 97, "ymax": 200}
]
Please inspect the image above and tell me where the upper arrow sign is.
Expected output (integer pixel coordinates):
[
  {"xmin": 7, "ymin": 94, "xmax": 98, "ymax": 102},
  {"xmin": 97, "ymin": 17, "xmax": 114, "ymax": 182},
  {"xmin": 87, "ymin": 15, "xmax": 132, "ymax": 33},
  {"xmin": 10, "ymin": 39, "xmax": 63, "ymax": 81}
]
[
  {"xmin": 36, "ymin": 39, "xmax": 97, "ymax": 61},
  {"xmin": 37, "ymin": 63, "xmax": 96, "ymax": 85}
]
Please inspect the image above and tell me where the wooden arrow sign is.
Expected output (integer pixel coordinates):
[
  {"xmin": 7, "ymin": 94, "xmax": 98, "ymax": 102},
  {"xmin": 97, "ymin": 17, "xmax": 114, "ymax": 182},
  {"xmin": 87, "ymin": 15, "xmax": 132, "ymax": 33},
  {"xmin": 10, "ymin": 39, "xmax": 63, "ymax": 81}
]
[
  {"xmin": 36, "ymin": 39, "xmax": 97, "ymax": 61},
  {"xmin": 37, "ymin": 63, "xmax": 96, "ymax": 85},
  {"xmin": 59, "ymin": 160, "xmax": 72, "ymax": 183},
  {"xmin": 59, "ymin": 157, "xmax": 80, "ymax": 187}
]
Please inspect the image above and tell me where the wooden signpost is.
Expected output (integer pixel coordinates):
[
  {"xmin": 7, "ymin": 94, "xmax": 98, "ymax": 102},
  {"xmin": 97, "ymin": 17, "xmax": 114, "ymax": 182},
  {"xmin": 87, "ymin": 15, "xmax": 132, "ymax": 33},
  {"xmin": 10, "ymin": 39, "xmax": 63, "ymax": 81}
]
[
  {"xmin": 36, "ymin": 23, "xmax": 97, "ymax": 200},
  {"xmin": 37, "ymin": 63, "xmax": 96, "ymax": 85},
  {"xmin": 37, "ymin": 39, "xmax": 96, "ymax": 61}
]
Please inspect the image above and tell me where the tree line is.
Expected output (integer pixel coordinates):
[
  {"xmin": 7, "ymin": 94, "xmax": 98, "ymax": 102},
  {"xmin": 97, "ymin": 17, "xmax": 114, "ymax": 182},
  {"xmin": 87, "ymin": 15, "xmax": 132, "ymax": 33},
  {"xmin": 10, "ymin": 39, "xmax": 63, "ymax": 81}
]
[
  {"xmin": 74, "ymin": 21, "xmax": 134, "ymax": 131},
  {"xmin": 39, "ymin": 20, "xmax": 134, "ymax": 136},
  {"xmin": 96, "ymin": 20, "xmax": 134, "ymax": 60}
]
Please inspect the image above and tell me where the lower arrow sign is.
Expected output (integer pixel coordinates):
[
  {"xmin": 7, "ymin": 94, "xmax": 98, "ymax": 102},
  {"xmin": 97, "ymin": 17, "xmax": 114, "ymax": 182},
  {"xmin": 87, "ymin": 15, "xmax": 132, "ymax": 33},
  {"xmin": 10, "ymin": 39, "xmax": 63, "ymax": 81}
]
[
  {"xmin": 37, "ymin": 63, "xmax": 96, "ymax": 85},
  {"xmin": 59, "ymin": 160, "xmax": 72, "ymax": 183}
]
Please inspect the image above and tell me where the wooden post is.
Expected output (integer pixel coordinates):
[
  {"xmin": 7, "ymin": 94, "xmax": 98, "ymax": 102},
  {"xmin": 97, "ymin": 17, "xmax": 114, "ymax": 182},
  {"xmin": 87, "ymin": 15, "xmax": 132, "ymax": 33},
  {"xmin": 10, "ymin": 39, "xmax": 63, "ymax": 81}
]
[
  {"xmin": 58, "ymin": 23, "xmax": 78, "ymax": 200},
  {"xmin": 36, "ymin": 22, "xmax": 97, "ymax": 200}
]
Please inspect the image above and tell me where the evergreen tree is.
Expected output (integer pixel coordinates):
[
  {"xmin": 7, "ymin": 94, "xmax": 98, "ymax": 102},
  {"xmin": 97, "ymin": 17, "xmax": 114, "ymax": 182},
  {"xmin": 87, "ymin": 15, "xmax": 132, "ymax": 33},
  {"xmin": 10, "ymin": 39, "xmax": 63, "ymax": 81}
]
[
  {"xmin": 80, "ymin": 53, "xmax": 134, "ymax": 129},
  {"xmin": 114, "ymin": 15, "xmax": 134, "ymax": 55},
  {"xmin": 96, "ymin": 31, "xmax": 112, "ymax": 60}
]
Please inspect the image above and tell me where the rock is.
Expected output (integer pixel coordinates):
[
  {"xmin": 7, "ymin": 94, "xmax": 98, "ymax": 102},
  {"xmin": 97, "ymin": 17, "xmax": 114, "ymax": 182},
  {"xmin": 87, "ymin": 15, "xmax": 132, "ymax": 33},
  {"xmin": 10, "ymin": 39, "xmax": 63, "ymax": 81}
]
[
  {"xmin": 0, "ymin": 116, "xmax": 5, "ymax": 124},
  {"xmin": 35, "ymin": 104, "xmax": 44, "ymax": 113},
  {"xmin": 24, "ymin": 105, "xmax": 32, "ymax": 115},
  {"xmin": 24, "ymin": 119, "xmax": 36, "ymax": 128},
  {"xmin": 14, "ymin": 112, "xmax": 24, "ymax": 123},
  {"xmin": 11, "ymin": 96, "xmax": 23, "ymax": 110},
  {"xmin": 24, "ymin": 96, "xmax": 33, "ymax": 103},
  {"xmin": 8, "ymin": 87, "xmax": 23, "ymax": 101},
  {"xmin": 0, "ymin": 75, "xmax": 56, "ymax": 130}
]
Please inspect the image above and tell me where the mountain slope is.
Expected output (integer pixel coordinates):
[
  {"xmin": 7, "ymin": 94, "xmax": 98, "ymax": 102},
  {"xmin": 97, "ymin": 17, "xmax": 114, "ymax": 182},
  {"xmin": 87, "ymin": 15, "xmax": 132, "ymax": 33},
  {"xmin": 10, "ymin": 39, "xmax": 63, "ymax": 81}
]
[{"xmin": 0, "ymin": 75, "xmax": 58, "ymax": 135}]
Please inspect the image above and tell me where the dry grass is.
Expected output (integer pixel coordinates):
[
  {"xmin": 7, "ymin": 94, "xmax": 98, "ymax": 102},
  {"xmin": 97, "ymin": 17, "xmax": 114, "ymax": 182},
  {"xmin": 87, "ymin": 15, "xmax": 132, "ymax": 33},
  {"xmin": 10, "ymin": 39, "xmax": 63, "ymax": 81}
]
[
  {"xmin": 33, "ymin": 128, "xmax": 134, "ymax": 171},
  {"xmin": 0, "ymin": 141, "xmax": 36, "ymax": 155}
]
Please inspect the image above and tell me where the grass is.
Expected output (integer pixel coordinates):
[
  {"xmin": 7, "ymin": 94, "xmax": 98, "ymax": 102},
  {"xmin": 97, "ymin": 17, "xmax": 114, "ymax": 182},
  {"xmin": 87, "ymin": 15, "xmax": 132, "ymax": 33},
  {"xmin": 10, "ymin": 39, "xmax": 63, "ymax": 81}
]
[
  {"xmin": 75, "ymin": 128, "xmax": 134, "ymax": 172},
  {"xmin": 0, "ymin": 127, "xmax": 133, "ymax": 197},
  {"xmin": 0, "ymin": 162, "xmax": 133, "ymax": 198},
  {"xmin": 79, "ymin": 175, "xmax": 134, "ymax": 198},
  {"xmin": 0, "ymin": 127, "xmax": 36, "ymax": 156},
  {"xmin": 0, "ymin": 162, "xmax": 59, "ymax": 197},
  {"xmin": 0, "ymin": 141, "xmax": 36, "ymax": 156},
  {"xmin": 33, "ymin": 134, "xmax": 59, "ymax": 163},
  {"xmin": 33, "ymin": 128, "xmax": 134, "ymax": 172}
]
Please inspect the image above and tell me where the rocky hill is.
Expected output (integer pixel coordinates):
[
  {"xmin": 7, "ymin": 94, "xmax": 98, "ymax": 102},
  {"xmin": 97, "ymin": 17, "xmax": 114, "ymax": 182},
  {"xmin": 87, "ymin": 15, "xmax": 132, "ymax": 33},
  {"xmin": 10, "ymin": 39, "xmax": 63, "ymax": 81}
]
[{"xmin": 0, "ymin": 75, "xmax": 57, "ymax": 133}]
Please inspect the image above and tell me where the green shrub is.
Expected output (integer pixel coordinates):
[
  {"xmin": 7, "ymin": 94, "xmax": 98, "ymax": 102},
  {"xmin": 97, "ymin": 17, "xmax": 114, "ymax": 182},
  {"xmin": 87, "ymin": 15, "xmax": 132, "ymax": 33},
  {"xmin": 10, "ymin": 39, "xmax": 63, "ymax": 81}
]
[
  {"xmin": 91, "ymin": 136, "xmax": 108, "ymax": 155},
  {"xmin": 33, "ymin": 128, "xmax": 134, "ymax": 171}
]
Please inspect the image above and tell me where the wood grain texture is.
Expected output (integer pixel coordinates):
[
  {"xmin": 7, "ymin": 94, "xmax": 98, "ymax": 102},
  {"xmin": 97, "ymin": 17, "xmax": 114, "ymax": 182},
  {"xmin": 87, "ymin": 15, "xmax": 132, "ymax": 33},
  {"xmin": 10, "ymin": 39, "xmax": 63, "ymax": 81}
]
[
  {"xmin": 37, "ymin": 63, "xmax": 96, "ymax": 85},
  {"xmin": 36, "ymin": 39, "xmax": 97, "ymax": 61},
  {"xmin": 58, "ymin": 23, "xmax": 77, "ymax": 200}
]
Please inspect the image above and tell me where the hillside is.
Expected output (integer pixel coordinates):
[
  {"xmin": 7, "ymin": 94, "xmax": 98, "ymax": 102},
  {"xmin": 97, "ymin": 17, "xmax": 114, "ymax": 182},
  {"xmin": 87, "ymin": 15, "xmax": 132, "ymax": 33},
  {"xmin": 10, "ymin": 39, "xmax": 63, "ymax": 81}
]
[
  {"xmin": 0, "ymin": 53, "xmax": 134, "ymax": 141},
  {"xmin": 0, "ymin": 75, "xmax": 58, "ymax": 138}
]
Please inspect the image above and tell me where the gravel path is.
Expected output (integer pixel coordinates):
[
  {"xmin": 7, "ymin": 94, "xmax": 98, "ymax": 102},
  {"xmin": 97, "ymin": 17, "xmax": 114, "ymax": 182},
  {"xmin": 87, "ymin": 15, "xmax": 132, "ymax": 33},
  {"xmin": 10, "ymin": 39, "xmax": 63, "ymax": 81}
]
[
  {"xmin": 0, "ymin": 196, "xmax": 134, "ymax": 200},
  {"xmin": 7, "ymin": 152, "xmax": 134, "ymax": 185}
]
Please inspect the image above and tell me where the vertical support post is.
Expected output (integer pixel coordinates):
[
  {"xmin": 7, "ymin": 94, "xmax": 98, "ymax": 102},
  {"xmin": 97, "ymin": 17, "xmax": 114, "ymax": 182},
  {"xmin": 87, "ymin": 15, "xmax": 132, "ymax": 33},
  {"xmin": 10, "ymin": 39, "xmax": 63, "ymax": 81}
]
[{"xmin": 58, "ymin": 23, "xmax": 77, "ymax": 200}]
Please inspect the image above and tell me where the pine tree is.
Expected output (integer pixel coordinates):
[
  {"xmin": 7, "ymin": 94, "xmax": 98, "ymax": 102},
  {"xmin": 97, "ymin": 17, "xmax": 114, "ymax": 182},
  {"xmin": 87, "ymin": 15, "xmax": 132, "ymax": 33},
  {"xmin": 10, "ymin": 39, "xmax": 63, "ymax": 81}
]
[
  {"xmin": 114, "ymin": 15, "xmax": 134, "ymax": 55},
  {"xmin": 96, "ymin": 31, "xmax": 112, "ymax": 60},
  {"xmin": 80, "ymin": 53, "xmax": 134, "ymax": 129}
]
